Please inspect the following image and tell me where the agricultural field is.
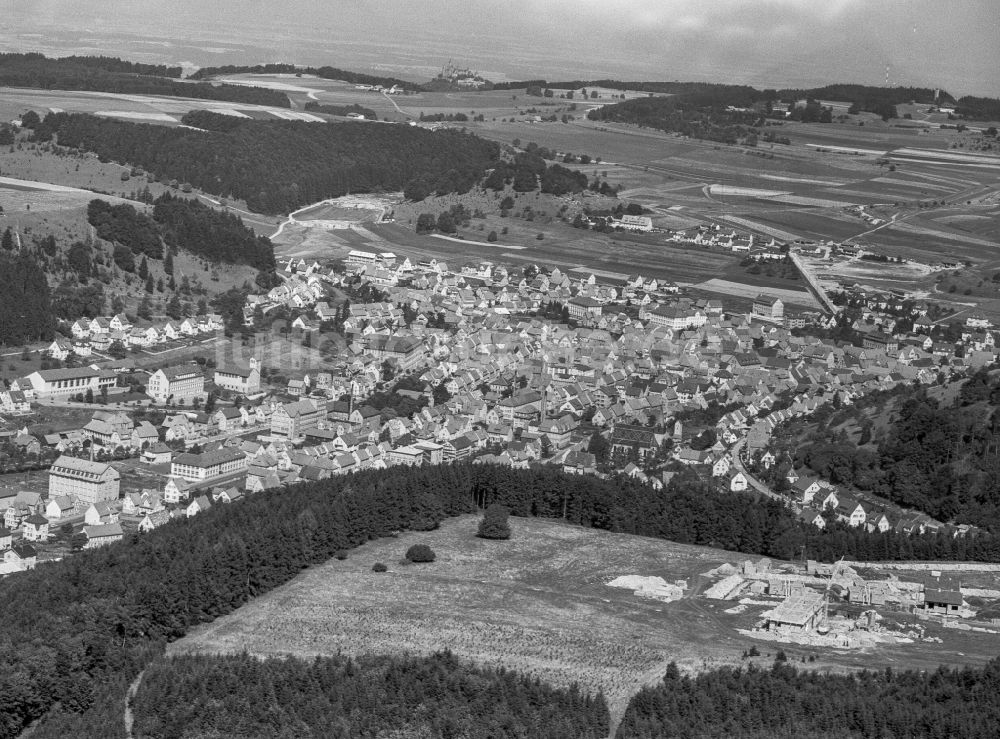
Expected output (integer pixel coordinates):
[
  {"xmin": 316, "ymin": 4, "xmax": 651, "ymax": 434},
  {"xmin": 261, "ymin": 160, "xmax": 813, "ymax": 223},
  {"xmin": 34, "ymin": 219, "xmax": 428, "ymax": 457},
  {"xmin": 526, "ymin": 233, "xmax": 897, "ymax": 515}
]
[
  {"xmin": 6, "ymin": 82, "xmax": 1000, "ymax": 312},
  {"xmin": 170, "ymin": 515, "xmax": 1000, "ymax": 729}
]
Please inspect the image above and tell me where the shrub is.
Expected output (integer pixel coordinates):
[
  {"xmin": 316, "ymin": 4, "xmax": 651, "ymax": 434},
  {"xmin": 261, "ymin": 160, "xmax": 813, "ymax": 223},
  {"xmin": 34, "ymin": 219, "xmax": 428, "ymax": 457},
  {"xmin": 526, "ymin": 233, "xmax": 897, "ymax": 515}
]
[
  {"xmin": 477, "ymin": 504, "xmax": 512, "ymax": 540},
  {"xmin": 335, "ymin": 550, "xmax": 349, "ymax": 560},
  {"xmin": 372, "ymin": 562, "xmax": 388, "ymax": 572},
  {"xmin": 405, "ymin": 544, "xmax": 435, "ymax": 563}
]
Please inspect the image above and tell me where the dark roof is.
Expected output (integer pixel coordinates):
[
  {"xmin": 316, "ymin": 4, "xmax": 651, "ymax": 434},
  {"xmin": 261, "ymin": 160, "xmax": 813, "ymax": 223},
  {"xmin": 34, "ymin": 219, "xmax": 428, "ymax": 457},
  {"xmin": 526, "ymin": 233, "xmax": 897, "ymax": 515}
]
[
  {"xmin": 610, "ymin": 425, "xmax": 657, "ymax": 447},
  {"xmin": 924, "ymin": 588, "xmax": 963, "ymax": 606}
]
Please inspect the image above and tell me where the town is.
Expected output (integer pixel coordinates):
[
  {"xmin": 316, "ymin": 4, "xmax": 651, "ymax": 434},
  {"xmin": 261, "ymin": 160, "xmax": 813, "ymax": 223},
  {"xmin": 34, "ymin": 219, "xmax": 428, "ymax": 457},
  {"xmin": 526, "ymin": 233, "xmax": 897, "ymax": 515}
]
[{"xmin": 0, "ymin": 236, "xmax": 992, "ymax": 608}]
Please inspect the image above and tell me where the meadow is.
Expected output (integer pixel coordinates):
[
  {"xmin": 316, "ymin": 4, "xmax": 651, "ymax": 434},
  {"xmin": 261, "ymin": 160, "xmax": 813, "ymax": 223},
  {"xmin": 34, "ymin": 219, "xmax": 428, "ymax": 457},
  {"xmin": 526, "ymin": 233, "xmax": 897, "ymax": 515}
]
[{"xmin": 169, "ymin": 514, "xmax": 1000, "ymax": 732}]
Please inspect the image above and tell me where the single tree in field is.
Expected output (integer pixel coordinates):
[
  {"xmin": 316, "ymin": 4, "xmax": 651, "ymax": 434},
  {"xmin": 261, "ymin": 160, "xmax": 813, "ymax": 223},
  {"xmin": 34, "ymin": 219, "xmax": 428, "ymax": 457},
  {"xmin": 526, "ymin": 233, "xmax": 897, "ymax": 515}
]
[
  {"xmin": 405, "ymin": 544, "xmax": 436, "ymax": 563},
  {"xmin": 477, "ymin": 504, "xmax": 511, "ymax": 540}
]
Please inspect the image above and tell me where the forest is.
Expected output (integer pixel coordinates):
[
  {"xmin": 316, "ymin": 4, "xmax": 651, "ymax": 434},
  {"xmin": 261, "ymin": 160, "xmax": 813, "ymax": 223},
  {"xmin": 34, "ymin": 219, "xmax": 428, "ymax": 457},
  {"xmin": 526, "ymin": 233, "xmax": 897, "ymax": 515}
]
[
  {"xmin": 188, "ymin": 62, "xmax": 420, "ymax": 91},
  {"xmin": 955, "ymin": 95, "xmax": 1000, "ymax": 121},
  {"xmin": 482, "ymin": 151, "xmax": 589, "ymax": 195},
  {"xmin": 302, "ymin": 101, "xmax": 378, "ymax": 119},
  {"xmin": 0, "ymin": 53, "xmax": 289, "ymax": 107},
  {"xmin": 588, "ymin": 95, "xmax": 759, "ymax": 145},
  {"xmin": 87, "ymin": 200, "xmax": 163, "ymax": 260},
  {"xmin": 132, "ymin": 652, "xmax": 608, "ymax": 739},
  {"xmin": 86, "ymin": 194, "xmax": 274, "ymax": 271},
  {"xmin": 786, "ymin": 370, "xmax": 1000, "ymax": 532},
  {"xmin": 0, "ymin": 252, "xmax": 55, "ymax": 344},
  {"xmin": 30, "ymin": 112, "xmax": 502, "ymax": 214},
  {"xmin": 5, "ymin": 463, "xmax": 1000, "ymax": 737},
  {"xmin": 152, "ymin": 193, "xmax": 275, "ymax": 271},
  {"xmin": 618, "ymin": 658, "xmax": 1000, "ymax": 738}
]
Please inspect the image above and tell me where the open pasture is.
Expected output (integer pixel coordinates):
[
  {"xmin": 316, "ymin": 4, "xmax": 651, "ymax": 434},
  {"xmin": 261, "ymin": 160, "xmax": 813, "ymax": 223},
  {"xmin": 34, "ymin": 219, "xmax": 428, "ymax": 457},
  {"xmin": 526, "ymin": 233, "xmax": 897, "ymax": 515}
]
[
  {"xmin": 169, "ymin": 515, "xmax": 1000, "ymax": 727},
  {"xmin": 169, "ymin": 517, "xmax": 758, "ymax": 723}
]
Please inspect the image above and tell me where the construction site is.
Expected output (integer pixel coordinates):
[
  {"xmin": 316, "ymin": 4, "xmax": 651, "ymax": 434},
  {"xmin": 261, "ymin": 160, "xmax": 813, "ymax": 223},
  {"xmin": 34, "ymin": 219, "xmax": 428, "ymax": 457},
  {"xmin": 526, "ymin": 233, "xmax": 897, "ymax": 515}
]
[{"xmin": 697, "ymin": 558, "xmax": 1000, "ymax": 649}]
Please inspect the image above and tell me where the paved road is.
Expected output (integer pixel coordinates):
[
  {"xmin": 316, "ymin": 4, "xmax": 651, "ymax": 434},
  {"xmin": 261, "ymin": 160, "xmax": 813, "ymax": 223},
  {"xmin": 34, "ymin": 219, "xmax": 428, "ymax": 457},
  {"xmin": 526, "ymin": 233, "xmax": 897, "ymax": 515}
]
[{"xmin": 730, "ymin": 436, "xmax": 796, "ymax": 510}]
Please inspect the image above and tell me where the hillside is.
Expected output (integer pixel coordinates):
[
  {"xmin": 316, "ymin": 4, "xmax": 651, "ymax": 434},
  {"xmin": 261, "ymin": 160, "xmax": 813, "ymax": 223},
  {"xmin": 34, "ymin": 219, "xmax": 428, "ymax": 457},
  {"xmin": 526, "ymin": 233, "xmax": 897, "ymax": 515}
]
[
  {"xmin": 9, "ymin": 463, "xmax": 1000, "ymax": 738},
  {"xmin": 28, "ymin": 112, "xmax": 503, "ymax": 214},
  {"xmin": 768, "ymin": 372, "xmax": 1000, "ymax": 532}
]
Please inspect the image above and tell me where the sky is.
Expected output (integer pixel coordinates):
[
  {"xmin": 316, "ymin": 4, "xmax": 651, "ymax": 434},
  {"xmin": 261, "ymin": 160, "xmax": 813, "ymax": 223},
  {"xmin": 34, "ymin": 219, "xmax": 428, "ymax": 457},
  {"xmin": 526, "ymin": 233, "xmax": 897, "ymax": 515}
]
[{"xmin": 2, "ymin": 0, "xmax": 998, "ymax": 96}]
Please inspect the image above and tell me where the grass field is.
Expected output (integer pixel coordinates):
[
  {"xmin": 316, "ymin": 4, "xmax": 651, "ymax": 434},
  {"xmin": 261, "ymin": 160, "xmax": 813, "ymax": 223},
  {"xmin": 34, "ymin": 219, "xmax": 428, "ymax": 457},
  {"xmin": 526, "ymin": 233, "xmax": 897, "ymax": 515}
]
[{"xmin": 168, "ymin": 515, "xmax": 1000, "ymax": 731}]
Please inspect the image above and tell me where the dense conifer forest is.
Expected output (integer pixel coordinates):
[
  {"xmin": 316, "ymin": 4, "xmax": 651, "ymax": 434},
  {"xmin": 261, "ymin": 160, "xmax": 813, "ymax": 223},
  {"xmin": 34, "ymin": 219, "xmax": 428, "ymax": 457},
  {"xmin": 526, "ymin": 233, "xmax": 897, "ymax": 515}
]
[
  {"xmin": 0, "ymin": 53, "xmax": 290, "ymax": 107},
  {"xmin": 131, "ymin": 652, "xmax": 608, "ymax": 739},
  {"xmin": 152, "ymin": 193, "xmax": 275, "ymax": 271},
  {"xmin": 87, "ymin": 195, "xmax": 274, "ymax": 270},
  {"xmin": 87, "ymin": 200, "xmax": 163, "ymax": 260},
  {"xmin": 0, "ymin": 252, "xmax": 55, "ymax": 344},
  {"xmin": 4, "ymin": 464, "xmax": 1000, "ymax": 737},
  {"xmin": 618, "ymin": 658, "xmax": 1000, "ymax": 738},
  {"xmin": 29, "ymin": 112, "xmax": 502, "ymax": 214}
]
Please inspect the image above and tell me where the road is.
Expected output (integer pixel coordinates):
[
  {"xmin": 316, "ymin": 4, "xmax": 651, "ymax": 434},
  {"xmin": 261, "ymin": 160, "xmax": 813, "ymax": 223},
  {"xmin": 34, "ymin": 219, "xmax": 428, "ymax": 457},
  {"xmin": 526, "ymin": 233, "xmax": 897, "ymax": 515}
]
[
  {"xmin": 730, "ymin": 436, "xmax": 795, "ymax": 510},
  {"xmin": 787, "ymin": 251, "xmax": 840, "ymax": 315}
]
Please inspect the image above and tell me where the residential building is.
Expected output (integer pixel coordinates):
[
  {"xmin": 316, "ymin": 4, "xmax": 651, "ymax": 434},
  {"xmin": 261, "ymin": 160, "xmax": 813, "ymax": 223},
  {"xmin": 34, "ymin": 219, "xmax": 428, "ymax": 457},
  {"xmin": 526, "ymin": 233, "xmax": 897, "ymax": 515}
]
[
  {"xmin": 567, "ymin": 296, "xmax": 603, "ymax": 321},
  {"xmin": 271, "ymin": 399, "xmax": 327, "ymax": 439},
  {"xmin": 21, "ymin": 514, "xmax": 49, "ymax": 542},
  {"xmin": 170, "ymin": 447, "xmax": 248, "ymax": 483},
  {"xmin": 146, "ymin": 365, "xmax": 205, "ymax": 404},
  {"xmin": 48, "ymin": 455, "xmax": 121, "ymax": 505},
  {"xmin": 83, "ymin": 523, "xmax": 124, "ymax": 549},
  {"xmin": 752, "ymin": 294, "xmax": 784, "ymax": 323}
]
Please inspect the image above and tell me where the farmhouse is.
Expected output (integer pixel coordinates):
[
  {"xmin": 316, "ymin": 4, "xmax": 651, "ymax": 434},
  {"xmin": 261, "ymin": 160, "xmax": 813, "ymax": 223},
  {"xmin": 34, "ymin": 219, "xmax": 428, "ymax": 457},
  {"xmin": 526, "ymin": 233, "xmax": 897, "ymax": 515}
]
[
  {"xmin": 147, "ymin": 365, "xmax": 205, "ymax": 405},
  {"xmin": 48, "ymin": 455, "xmax": 121, "ymax": 505},
  {"xmin": 170, "ymin": 447, "xmax": 248, "ymax": 483}
]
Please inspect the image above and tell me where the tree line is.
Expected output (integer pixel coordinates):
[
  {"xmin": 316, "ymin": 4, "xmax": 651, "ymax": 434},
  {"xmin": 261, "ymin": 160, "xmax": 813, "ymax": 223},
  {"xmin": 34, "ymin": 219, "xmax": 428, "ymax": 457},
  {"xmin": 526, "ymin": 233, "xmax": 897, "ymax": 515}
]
[
  {"xmin": 0, "ymin": 53, "xmax": 289, "ymax": 107},
  {"xmin": 618, "ymin": 658, "xmax": 1000, "ymax": 738},
  {"xmin": 132, "ymin": 651, "xmax": 608, "ymax": 739},
  {"xmin": 188, "ymin": 62, "xmax": 420, "ymax": 91},
  {"xmin": 30, "ymin": 112, "xmax": 502, "ymax": 214},
  {"xmin": 302, "ymin": 101, "xmax": 378, "ymax": 119},
  {"xmin": 495, "ymin": 78, "xmax": 977, "ymax": 121},
  {"xmin": 588, "ymin": 95, "xmax": 760, "ymax": 145},
  {"xmin": 6, "ymin": 464, "xmax": 1000, "ymax": 737}
]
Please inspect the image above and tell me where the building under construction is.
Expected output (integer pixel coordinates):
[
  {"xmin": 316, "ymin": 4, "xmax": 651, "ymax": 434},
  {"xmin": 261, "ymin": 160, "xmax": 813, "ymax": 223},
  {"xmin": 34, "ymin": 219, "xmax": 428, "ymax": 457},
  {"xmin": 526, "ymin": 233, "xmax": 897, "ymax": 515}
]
[{"xmin": 764, "ymin": 591, "xmax": 825, "ymax": 632}]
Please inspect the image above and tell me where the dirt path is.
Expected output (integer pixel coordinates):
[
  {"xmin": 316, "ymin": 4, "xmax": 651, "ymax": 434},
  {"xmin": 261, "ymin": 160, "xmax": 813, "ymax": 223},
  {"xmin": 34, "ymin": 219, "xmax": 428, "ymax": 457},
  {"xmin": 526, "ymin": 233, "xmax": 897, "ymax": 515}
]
[{"xmin": 123, "ymin": 670, "xmax": 145, "ymax": 739}]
